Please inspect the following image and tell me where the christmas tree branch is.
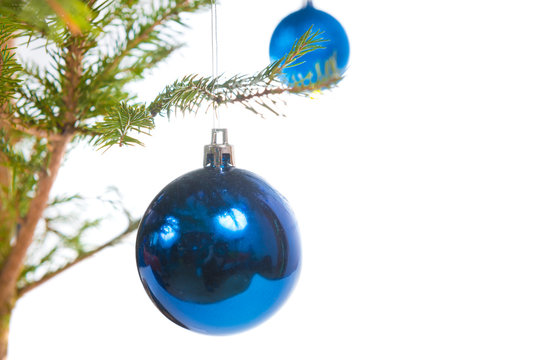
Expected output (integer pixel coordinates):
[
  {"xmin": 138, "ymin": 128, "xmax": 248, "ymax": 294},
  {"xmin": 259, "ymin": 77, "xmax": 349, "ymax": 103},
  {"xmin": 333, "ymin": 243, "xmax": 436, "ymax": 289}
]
[
  {"xmin": 148, "ymin": 27, "xmax": 333, "ymax": 116},
  {"xmin": 93, "ymin": 0, "xmax": 212, "ymax": 84},
  {"xmin": 93, "ymin": 103, "xmax": 154, "ymax": 149},
  {"xmin": 0, "ymin": 21, "xmax": 22, "ymax": 107},
  {"xmin": 93, "ymin": 27, "xmax": 341, "ymax": 149},
  {"xmin": 17, "ymin": 216, "xmax": 140, "ymax": 298},
  {"xmin": 0, "ymin": 117, "xmax": 61, "ymax": 140},
  {"xmin": 61, "ymin": 38, "xmax": 85, "ymax": 127},
  {"xmin": 74, "ymin": 0, "xmax": 212, "ymax": 127},
  {"xmin": 98, "ymin": 1, "xmax": 184, "ymax": 79}
]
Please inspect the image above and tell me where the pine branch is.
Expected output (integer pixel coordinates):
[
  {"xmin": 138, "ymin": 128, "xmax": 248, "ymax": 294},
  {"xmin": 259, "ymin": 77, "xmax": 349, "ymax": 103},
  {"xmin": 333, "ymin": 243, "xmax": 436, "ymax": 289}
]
[
  {"xmin": 17, "ymin": 187, "xmax": 135, "ymax": 292},
  {"xmin": 96, "ymin": 1, "xmax": 181, "ymax": 79},
  {"xmin": 18, "ymin": 62, "xmax": 62, "ymax": 110},
  {"xmin": 71, "ymin": 0, "xmax": 213, "ymax": 130},
  {"xmin": 89, "ymin": 0, "xmax": 212, "ymax": 88},
  {"xmin": 93, "ymin": 102, "xmax": 154, "ymax": 149},
  {"xmin": 94, "ymin": 27, "xmax": 342, "ymax": 149},
  {"xmin": 148, "ymin": 27, "xmax": 334, "ymax": 117},
  {"xmin": 0, "ymin": 117, "xmax": 61, "ymax": 140},
  {"xmin": 0, "ymin": 21, "xmax": 22, "ymax": 108},
  {"xmin": 17, "ymin": 216, "xmax": 140, "ymax": 297},
  {"xmin": 13, "ymin": 83, "xmax": 61, "ymax": 131}
]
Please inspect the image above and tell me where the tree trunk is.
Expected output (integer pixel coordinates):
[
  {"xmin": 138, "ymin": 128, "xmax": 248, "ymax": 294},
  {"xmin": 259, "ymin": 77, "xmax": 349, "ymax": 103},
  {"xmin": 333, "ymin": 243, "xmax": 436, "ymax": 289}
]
[
  {"xmin": 0, "ymin": 134, "xmax": 72, "ymax": 359},
  {"xmin": 0, "ymin": 302, "xmax": 12, "ymax": 360}
]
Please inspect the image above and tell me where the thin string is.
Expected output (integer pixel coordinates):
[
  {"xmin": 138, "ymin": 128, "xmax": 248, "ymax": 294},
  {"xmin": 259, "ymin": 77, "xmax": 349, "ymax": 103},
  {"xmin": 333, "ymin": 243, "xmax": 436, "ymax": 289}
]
[{"xmin": 210, "ymin": 0, "xmax": 220, "ymax": 129}]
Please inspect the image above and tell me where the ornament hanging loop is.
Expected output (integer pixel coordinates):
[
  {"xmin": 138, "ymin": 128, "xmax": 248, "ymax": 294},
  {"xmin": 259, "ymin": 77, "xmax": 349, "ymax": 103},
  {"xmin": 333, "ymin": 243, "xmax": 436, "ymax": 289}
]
[
  {"xmin": 210, "ymin": 0, "xmax": 220, "ymax": 128},
  {"xmin": 204, "ymin": 128, "xmax": 235, "ymax": 168}
]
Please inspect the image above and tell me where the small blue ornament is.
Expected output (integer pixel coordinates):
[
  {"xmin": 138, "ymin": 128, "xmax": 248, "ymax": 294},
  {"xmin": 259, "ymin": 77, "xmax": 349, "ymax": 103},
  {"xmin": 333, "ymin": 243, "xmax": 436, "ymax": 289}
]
[
  {"xmin": 136, "ymin": 129, "xmax": 301, "ymax": 335},
  {"xmin": 269, "ymin": 0, "xmax": 350, "ymax": 84}
]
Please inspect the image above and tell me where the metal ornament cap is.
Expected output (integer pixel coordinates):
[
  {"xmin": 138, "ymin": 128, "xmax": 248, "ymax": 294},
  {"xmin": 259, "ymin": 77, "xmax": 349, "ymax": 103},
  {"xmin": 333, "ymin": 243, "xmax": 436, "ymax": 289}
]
[{"xmin": 204, "ymin": 128, "xmax": 235, "ymax": 168}]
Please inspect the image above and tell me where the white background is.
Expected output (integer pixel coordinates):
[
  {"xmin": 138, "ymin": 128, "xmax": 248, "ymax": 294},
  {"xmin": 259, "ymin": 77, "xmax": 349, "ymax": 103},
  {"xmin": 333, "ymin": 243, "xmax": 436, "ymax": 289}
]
[{"xmin": 9, "ymin": 0, "xmax": 539, "ymax": 359}]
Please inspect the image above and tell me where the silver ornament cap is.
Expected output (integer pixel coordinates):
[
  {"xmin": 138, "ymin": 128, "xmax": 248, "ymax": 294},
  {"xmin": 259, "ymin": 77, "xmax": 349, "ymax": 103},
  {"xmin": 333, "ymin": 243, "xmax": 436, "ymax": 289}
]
[{"xmin": 204, "ymin": 128, "xmax": 235, "ymax": 168}]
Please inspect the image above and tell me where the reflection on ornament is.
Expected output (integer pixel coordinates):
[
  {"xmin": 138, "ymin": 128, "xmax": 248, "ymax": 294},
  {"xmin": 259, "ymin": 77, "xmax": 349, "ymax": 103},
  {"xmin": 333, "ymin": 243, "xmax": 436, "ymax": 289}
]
[
  {"xmin": 269, "ymin": 1, "xmax": 350, "ymax": 85},
  {"xmin": 136, "ymin": 129, "xmax": 301, "ymax": 335},
  {"xmin": 158, "ymin": 216, "xmax": 180, "ymax": 248},
  {"xmin": 216, "ymin": 208, "xmax": 247, "ymax": 232}
]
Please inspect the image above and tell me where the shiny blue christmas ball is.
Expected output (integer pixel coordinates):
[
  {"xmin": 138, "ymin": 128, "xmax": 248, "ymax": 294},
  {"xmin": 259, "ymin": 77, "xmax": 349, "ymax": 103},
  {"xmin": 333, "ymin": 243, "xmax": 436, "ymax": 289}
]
[
  {"xmin": 269, "ymin": 1, "xmax": 350, "ymax": 84},
  {"xmin": 136, "ymin": 166, "xmax": 301, "ymax": 335}
]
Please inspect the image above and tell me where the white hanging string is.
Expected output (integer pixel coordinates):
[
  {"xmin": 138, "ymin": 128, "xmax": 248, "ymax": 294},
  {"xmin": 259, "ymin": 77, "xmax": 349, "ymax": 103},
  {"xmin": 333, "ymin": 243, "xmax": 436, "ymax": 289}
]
[{"xmin": 210, "ymin": 0, "xmax": 220, "ymax": 129}]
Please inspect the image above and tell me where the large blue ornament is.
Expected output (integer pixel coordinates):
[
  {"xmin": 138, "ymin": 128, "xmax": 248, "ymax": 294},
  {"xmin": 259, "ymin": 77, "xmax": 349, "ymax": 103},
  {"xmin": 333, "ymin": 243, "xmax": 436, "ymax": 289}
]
[
  {"xmin": 269, "ymin": 0, "xmax": 350, "ymax": 84},
  {"xmin": 136, "ymin": 129, "xmax": 301, "ymax": 335}
]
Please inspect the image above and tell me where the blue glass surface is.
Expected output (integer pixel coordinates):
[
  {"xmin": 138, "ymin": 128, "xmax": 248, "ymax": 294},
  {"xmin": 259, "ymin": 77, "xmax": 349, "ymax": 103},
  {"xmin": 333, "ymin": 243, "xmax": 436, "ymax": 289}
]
[
  {"xmin": 136, "ymin": 166, "xmax": 301, "ymax": 335},
  {"xmin": 269, "ymin": 2, "xmax": 350, "ymax": 84}
]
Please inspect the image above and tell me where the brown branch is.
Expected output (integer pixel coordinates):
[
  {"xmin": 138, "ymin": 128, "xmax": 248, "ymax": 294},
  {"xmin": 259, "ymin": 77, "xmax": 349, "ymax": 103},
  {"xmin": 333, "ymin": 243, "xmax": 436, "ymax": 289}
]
[
  {"xmin": 102, "ymin": 10, "xmax": 173, "ymax": 76},
  {"xmin": 45, "ymin": 0, "xmax": 82, "ymax": 36},
  {"xmin": 0, "ymin": 133, "xmax": 72, "ymax": 310},
  {"xmin": 0, "ymin": 117, "xmax": 62, "ymax": 140},
  {"xmin": 224, "ymin": 75, "xmax": 342, "ymax": 106},
  {"xmin": 62, "ymin": 40, "xmax": 84, "ymax": 127},
  {"xmin": 17, "ymin": 217, "xmax": 139, "ymax": 298}
]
